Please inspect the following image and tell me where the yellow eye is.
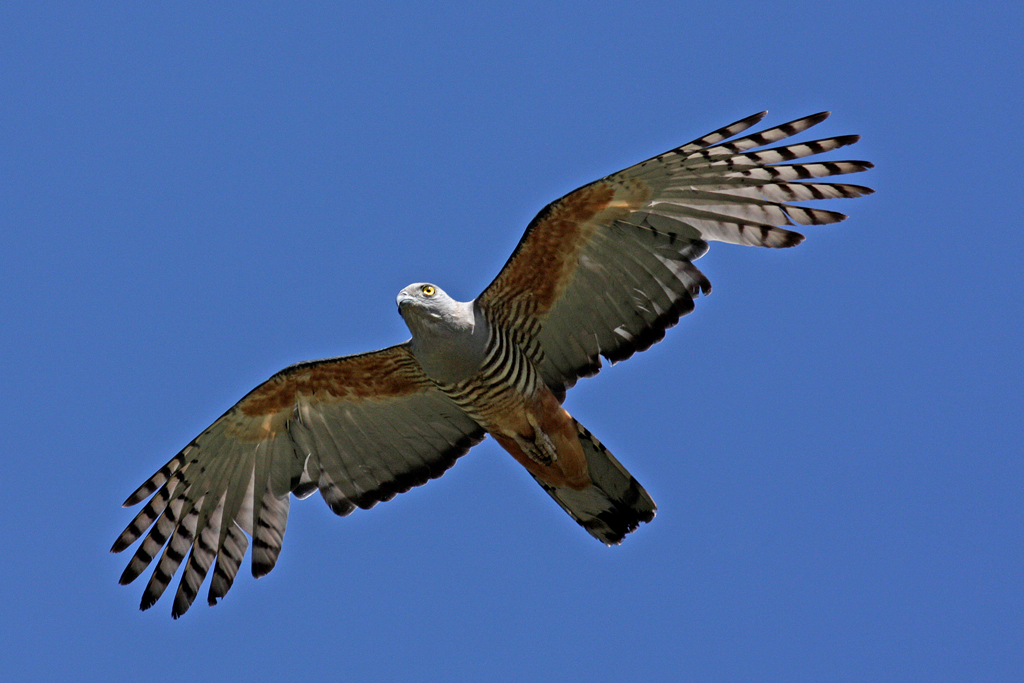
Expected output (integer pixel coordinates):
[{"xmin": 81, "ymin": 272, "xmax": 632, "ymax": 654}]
[{"xmin": 421, "ymin": 285, "xmax": 435, "ymax": 296}]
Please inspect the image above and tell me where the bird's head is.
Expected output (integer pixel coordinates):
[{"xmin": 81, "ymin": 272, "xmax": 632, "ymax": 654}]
[
  {"xmin": 397, "ymin": 282, "xmax": 486, "ymax": 380},
  {"xmin": 398, "ymin": 282, "xmax": 443, "ymax": 312},
  {"xmin": 396, "ymin": 283, "xmax": 466, "ymax": 328}
]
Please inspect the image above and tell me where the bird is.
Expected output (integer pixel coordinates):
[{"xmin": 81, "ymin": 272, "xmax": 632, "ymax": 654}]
[{"xmin": 113, "ymin": 111, "xmax": 873, "ymax": 618}]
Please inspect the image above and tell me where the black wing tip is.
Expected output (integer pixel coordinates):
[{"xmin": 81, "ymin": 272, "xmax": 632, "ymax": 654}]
[
  {"xmin": 766, "ymin": 111, "xmax": 830, "ymax": 137},
  {"xmin": 171, "ymin": 594, "xmax": 194, "ymax": 619},
  {"xmin": 252, "ymin": 565, "xmax": 273, "ymax": 579},
  {"xmin": 117, "ymin": 561, "xmax": 143, "ymax": 585},
  {"xmin": 729, "ymin": 111, "xmax": 769, "ymax": 135},
  {"xmin": 726, "ymin": 110, "xmax": 768, "ymax": 126},
  {"xmin": 327, "ymin": 499, "xmax": 357, "ymax": 516},
  {"xmin": 139, "ymin": 592, "xmax": 159, "ymax": 612},
  {"xmin": 782, "ymin": 231, "xmax": 807, "ymax": 248},
  {"xmin": 123, "ymin": 490, "xmax": 148, "ymax": 507},
  {"xmin": 292, "ymin": 481, "xmax": 318, "ymax": 499}
]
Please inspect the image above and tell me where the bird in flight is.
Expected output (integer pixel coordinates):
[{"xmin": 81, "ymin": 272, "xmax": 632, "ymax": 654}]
[{"xmin": 113, "ymin": 111, "xmax": 873, "ymax": 617}]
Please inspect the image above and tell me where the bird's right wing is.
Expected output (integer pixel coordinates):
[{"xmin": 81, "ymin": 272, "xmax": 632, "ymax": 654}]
[{"xmin": 112, "ymin": 343, "xmax": 484, "ymax": 618}]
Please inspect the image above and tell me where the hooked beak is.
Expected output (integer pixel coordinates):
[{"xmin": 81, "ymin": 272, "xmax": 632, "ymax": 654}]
[{"xmin": 396, "ymin": 291, "xmax": 415, "ymax": 314}]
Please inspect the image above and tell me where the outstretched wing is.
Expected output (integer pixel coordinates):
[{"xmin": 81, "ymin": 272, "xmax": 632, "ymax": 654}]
[
  {"xmin": 112, "ymin": 343, "xmax": 484, "ymax": 618},
  {"xmin": 476, "ymin": 111, "xmax": 873, "ymax": 398}
]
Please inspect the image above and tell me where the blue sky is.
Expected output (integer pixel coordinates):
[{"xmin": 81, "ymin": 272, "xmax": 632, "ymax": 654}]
[{"xmin": 2, "ymin": 2, "xmax": 1022, "ymax": 681}]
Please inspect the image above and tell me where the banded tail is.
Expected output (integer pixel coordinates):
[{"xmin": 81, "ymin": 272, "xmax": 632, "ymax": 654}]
[{"xmin": 532, "ymin": 421, "xmax": 656, "ymax": 545}]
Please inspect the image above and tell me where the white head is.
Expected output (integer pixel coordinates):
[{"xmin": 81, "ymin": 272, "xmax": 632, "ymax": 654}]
[
  {"xmin": 396, "ymin": 283, "xmax": 488, "ymax": 382},
  {"xmin": 396, "ymin": 283, "xmax": 465, "ymax": 329}
]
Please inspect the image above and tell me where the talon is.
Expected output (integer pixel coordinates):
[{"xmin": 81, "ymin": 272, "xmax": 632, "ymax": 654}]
[
  {"xmin": 511, "ymin": 432, "xmax": 556, "ymax": 466},
  {"xmin": 525, "ymin": 414, "xmax": 559, "ymax": 465},
  {"xmin": 536, "ymin": 431, "xmax": 558, "ymax": 463}
]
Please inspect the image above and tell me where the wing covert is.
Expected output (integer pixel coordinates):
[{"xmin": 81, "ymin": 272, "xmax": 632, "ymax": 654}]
[{"xmin": 112, "ymin": 343, "xmax": 484, "ymax": 617}]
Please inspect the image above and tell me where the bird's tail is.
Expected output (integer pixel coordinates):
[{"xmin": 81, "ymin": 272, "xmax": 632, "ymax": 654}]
[{"xmin": 532, "ymin": 420, "xmax": 656, "ymax": 545}]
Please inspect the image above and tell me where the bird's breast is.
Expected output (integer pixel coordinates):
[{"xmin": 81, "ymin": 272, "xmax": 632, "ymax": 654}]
[
  {"xmin": 408, "ymin": 317, "xmax": 490, "ymax": 385},
  {"xmin": 439, "ymin": 327, "xmax": 591, "ymax": 490}
]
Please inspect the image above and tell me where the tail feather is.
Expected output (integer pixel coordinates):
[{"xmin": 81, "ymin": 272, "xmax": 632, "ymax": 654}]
[{"xmin": 533, "ymin": 421, "xmax": 656, "ymax": 545}]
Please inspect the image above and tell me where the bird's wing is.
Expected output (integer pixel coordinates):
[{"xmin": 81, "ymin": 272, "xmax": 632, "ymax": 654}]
[
  {"xmin": 112, "ymin": 343, "xmax": 484, "ymax": 618},
  {"xmin": 476, "ymin": 111, "xmax": 872, "ymax": 398}
]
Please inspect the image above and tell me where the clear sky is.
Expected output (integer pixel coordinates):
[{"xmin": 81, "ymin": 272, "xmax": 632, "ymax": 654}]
[{"xmin": 2, "ymin": 3, "xmax": 1021, "ymax": 682}]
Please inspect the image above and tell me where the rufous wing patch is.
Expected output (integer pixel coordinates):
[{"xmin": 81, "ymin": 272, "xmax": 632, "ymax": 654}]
[
  {"xmin": 483, "ymin": 178, "xmax": 653, "ymax": 320},
  {"xmin": 222, "ymin": 408, "xmax": 292, "ymax": 442},
  {"xmin": 238, "ymin": 344, "xmax": 428, "ymax": 419}
]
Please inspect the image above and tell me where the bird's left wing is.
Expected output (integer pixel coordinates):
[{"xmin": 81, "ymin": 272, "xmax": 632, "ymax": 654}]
[
  {"xmin": 476, "ymin": 111, "xmax": 873, "ymax": 398},
  {"xmin": 112, "ymin": 343, "xmax": 484, "ymax": 618}
]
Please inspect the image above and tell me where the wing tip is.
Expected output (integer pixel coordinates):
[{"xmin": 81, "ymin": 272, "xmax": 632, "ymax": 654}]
[
  {"xmin": 171, "ymin": 597, "xmax": 191, "ymax": 620},
  {"xmin": 139, "ymin": 591, "xmax": 159, "ymax": 612},
  {"xmin": 782, "ymin": 231, "xmax": 806, "ymax": 248},
  {"xmin": 122, "ymin": 487, "xmax": 151, "ymax": 508},
  {"xmin": 735, "ymin": 110, "xmax": 769, "ymax": 132},
  {"xmin": 812, "ymin": 209, "xmax": 848, "ymax": 226},
  {"xmin": 252, "ymin": 560, "xmax": 276, "ymax": 579}
]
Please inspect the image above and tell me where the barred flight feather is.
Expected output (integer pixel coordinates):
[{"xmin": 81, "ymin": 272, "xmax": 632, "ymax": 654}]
[
  {"xmin": 208, "ymin": 522, "xmax": 248, "ymax": 605},
  {"xmin": 731, "ymin": 135, "xmax": 861, "ymax": 167},
  {"xmin": 140, "ymin": 500, "xmax": 200, "ymax": 611},
  {"xmin": 674, "ymin": 111, "xmax": 767, "ymax": 155},
  {"xmin": 214, "ymin": 448, "xmax": 257, "ymax": 544},
  {"xmin": 122, "ymin": 450, "xmax": 188, "ymax": 507},
  {"xmin": 252, "ymin": 490, "xmax": 289, "ymax": 577},
  {"xmin": 732, "ymin": 160, "xmax": 873, "ymax": 182},
  {"xmin": 173, "ymin": 491, "xmax": 226, "ymax": 617},
  {"xmin": 704, "ymin": 112, "xmax": 831, "ymax": 155},
  {"xmin": 117, "ymin": 493, "xmax": 176, "ymax": 584}
]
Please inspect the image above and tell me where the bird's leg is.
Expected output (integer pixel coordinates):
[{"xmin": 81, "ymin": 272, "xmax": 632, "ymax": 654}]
[
  {"xmin": 509, "ymin": 432, "xmax": 553, "ymax": 466},
  {"xmin": 528, "ymin": 413, "xmax": 559, "ymax": 464}
]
